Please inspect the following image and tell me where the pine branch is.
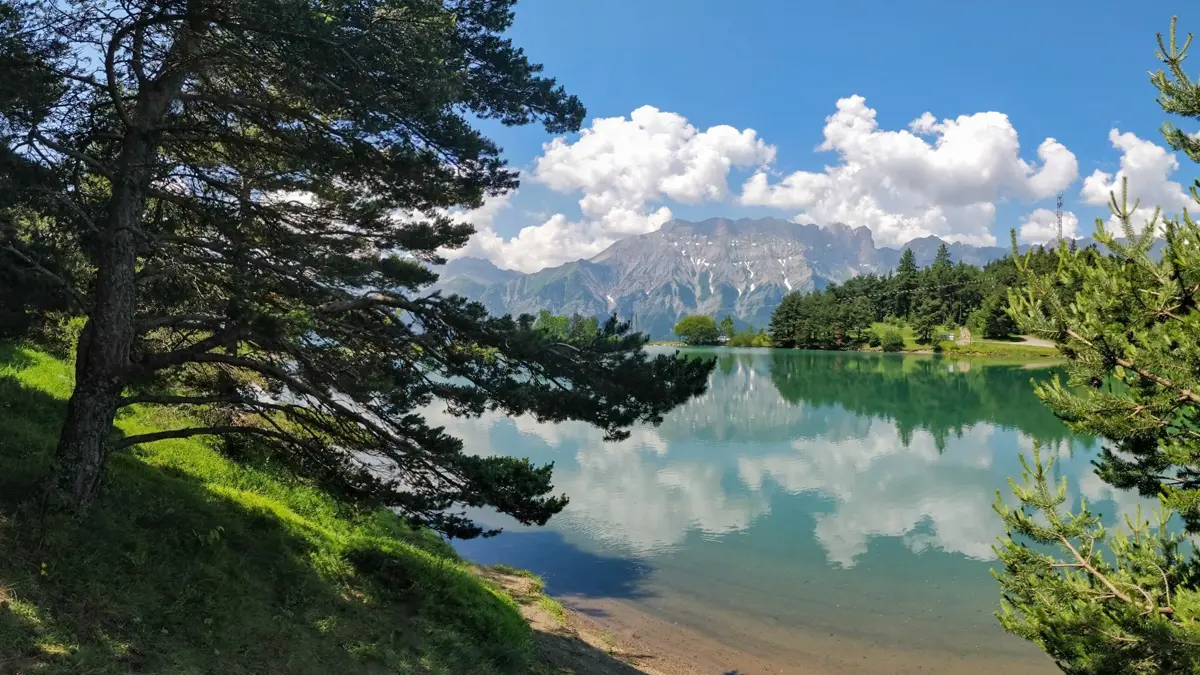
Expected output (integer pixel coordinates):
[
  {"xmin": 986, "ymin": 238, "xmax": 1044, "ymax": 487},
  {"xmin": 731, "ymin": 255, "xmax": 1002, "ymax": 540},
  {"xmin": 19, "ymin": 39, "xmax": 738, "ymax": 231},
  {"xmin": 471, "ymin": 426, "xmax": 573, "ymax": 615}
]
[
  {"xmin": 0, "ymin": 244, "xmax": 86, "ymax": 307},
  {"xmin": 1064, "ymin": 328, "xmax": 1200, "ymax": 403},
  {"xmin": 136, "ymin": 314, "xmax": 225, "ymax": 333},
  {"xmin": 28, "ymin": 129, "xmax": 114, "ymax": 179},
  {"xmin": 115, "ymin": 424, "xmax": 316, "ymax": 451}
]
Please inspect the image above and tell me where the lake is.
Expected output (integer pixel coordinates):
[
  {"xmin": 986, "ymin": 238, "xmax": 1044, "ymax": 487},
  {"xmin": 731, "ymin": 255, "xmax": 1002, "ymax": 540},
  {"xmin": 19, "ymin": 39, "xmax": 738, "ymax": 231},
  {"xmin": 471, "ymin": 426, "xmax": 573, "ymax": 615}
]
[{"xmin": 443, "ymin": 349, "xmax": 1149, "ymax": 674}]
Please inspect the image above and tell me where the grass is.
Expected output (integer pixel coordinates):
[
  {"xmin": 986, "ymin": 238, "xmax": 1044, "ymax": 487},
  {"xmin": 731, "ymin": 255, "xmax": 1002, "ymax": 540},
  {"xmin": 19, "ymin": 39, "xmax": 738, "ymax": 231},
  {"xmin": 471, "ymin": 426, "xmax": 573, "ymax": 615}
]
[
  {"xmin": 865, "ymin": 322, "xmax": 1060, "ymax": 360},
  {"xmin": 599, "ymin": 633, "xmax": 620, "ymax": 653},
  {"xmin": 869, "ymin": 322, "xmax": 922, "ymax": 351},
  {"xmin": 535, "ymin": 596, "xmax": 567, "ymax": 625},
  {"xmin": 935, "ymin": 339, "xmax": 1060, "ymax": 360},
  {"xmin": 0, "ymin": 342, "xmax": 548, "ymax": 675}
]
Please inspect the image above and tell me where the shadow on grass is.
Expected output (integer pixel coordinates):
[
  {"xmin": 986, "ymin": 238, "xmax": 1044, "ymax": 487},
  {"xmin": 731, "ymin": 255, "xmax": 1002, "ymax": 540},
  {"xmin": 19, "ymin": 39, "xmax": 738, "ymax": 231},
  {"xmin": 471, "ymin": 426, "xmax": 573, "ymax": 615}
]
[
  {"xmin": 533, "ymin": 629, "xmax": 651, "ymax": 675},
  {"xmin": 453, "ymin": 529, "xmax": 654, "ymax": 601},
  {"xmin": 0, "ymin": 346, "xmax": 66, "ymax": 502},
  {"xmin": 0, "ymin": 344, "xmax": 660, "ymax": 675},
  {"xmin": 0, "ymin": 342, "xmax": 35, "ymax": 369}
]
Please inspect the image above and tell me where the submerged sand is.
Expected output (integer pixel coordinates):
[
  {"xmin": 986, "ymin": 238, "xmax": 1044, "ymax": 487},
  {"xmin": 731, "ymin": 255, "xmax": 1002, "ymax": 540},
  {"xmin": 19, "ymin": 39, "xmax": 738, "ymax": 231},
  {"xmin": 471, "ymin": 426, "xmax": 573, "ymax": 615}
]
[{"xmin": 550, "ymin": 592, "xmax": 1058, "ymax": 675}]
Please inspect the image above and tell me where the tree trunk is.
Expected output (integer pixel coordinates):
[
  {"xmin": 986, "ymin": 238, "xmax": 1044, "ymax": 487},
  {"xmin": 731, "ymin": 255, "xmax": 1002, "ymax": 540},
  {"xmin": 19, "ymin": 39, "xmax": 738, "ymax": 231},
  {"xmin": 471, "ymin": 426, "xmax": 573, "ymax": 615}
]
[
  {"xmin": 49, "ymin": 152, "xmax": 147, "ymax": 509},
  {"xmin": 49, "ymin": 128, "xmax": 161, "ymax": 509},
  {"xmin": 51, "ymin": 346, "xmax": 123, "ymax": 508},
  {"xmin": 46, "ymin": 10, "xmax": 203, "ymax": 511}
]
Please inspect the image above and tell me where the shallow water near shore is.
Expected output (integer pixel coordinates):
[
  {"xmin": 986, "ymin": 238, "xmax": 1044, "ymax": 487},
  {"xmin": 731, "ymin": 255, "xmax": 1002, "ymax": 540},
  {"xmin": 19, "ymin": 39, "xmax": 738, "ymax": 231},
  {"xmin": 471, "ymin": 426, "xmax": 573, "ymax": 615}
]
[{"xmin": 447, "ymin": 349, "xmax": 1147, "ymax": 673}]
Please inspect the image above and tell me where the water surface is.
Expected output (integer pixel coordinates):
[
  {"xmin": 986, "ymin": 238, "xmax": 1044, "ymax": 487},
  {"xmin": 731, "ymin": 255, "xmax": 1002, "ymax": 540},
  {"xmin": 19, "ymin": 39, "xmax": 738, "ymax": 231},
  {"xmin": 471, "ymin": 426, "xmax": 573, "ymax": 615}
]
[{"xmin": 443, "ymin": 349, "xmax": 1149, "ymax": 673}]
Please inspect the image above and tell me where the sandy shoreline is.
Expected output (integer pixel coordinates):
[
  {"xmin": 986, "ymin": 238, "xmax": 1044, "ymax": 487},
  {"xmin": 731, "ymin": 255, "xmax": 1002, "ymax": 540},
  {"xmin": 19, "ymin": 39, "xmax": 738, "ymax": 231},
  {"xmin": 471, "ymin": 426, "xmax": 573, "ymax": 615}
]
[{"xmin": 553, "ymin": 593, "xmax": 1058, "ymax": 675}]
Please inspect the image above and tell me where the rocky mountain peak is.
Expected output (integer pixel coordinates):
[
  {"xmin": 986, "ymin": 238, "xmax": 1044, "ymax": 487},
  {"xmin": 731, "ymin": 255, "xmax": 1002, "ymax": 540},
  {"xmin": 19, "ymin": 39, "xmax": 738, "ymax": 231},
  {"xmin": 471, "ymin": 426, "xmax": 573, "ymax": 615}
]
[{"xmin": 429, "ymin": 218, "xmax": 1015, "ymax": 339}]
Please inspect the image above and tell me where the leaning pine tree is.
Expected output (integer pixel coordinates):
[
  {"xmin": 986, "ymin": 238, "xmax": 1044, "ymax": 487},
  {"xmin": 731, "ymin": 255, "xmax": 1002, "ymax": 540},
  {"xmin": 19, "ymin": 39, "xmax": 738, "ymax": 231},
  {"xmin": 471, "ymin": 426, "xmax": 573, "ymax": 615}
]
[
  {"xmin": 0, "ymin": 0, "xmax": 714, "ymax": 538},
  {"xmin": 993, "ymin": 17, "xmax": 1200, "ymax": 673}
]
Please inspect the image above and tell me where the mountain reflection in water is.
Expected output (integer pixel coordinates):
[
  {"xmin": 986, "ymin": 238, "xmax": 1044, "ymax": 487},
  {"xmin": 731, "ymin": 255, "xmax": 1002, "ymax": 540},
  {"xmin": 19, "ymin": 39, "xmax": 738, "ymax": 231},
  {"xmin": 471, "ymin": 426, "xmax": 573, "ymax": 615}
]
[{"xmin": 443, "ymin": 349, "xmax": 1150, "ymax": 673}]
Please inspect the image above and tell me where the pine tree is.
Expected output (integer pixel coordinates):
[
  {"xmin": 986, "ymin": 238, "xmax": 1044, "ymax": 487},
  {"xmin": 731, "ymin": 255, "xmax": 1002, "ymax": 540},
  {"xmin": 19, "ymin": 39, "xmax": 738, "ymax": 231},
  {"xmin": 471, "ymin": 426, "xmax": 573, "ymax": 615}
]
[
  {"xmin": 897, "ymin": 247, "xmax": 919, "ymax": 276},
  {"xmin": 911, "ymin": 297, "xmax": 942, "ymax": 344},
  {"xmin": 930, "ymin": 242, "xmax": 953, "ymax": 274},
  {"xmin": 770, "ymin": 292, "xmax": 803, "ymax": 348},
  {"xmin": 893, "ymin": 248, "xmax": 920, "ymax": 317},
  {"xmin": 0, "ymin": 2, "xmax": 78, "ymax": 339},
  {"xmin": 993, "ymin": 16, "xmax": 1200, "ymax": 671},
  {"xmin": 0, "ymin": 0, "xmax": 715, "ymax": 535},
  {"xmin": 970, "ymin": 292, "xmax": 1016, "ymax": 339},
  {"xmin": 719, "ymin": 315, "xmax": 735, "ymax": 340}
]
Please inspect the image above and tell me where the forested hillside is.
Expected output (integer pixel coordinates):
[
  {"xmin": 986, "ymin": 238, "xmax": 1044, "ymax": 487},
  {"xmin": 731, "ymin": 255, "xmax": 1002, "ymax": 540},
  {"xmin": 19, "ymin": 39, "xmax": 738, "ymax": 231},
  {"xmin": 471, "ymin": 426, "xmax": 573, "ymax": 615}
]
[{"xmin": 768, "ymin": 242, "xmax": 1098, "ymax": 351}]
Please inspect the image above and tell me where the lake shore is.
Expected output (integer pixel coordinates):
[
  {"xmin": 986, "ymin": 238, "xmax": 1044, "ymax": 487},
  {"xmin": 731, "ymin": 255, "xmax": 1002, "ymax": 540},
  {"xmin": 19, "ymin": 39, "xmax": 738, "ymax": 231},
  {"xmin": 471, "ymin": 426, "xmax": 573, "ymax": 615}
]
[
  {"xmin": 535, "ymin": 590, "xmax": 1055, "ymax": 675},
  {"xmin": 648, "ymin": 340, "xmax": 1062, "ymax": 362}
]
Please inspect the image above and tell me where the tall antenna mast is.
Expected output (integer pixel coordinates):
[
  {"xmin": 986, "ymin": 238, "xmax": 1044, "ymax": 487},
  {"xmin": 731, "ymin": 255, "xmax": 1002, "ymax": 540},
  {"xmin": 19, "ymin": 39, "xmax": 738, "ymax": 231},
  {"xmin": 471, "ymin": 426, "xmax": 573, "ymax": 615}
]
[{"xmin": 1055, "ymin": 192, "xmax": 1064, "ymax": 242}]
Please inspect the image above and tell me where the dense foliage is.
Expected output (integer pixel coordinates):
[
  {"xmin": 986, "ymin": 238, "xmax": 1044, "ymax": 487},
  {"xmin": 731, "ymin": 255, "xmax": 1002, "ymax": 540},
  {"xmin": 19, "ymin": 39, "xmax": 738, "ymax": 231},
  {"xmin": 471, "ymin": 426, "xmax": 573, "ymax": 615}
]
[
  {"xmin": 768, "ymin": 242, "xmax": 1066, "ymax": 350},
  {"xmin": 532, "ymin": 310, "xmax": 601, "ymax": 343},
  {"xmin": 993, "ymin": 17, "xmax": 1200, "ymax": 672},
  {"xmin": 673, "ymin": 314, "xmax": 720, "ymax": 346},
  {"xmin": 669, "ymin": 313, "xmax": 770, "ymax": 347},
  {"xmin": 878, "ymin": 328, "xmax": 905, "ymax": 352},
  {"xmin": 728, "ymin": 326, "xmax": 771, "ymax": 347},
  {"xmin": 0, "ymin": 0, "xmax": 714, "ymax": 537},
  {"xmin": 719, "ymin": 315, "xmax": 735, "ymax": 340}
]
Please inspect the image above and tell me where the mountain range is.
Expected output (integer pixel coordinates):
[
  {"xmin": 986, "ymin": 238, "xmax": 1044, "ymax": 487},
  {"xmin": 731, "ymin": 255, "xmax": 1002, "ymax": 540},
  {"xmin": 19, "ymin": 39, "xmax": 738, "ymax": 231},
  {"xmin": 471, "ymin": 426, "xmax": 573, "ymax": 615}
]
[{"xmin": 427, "ymin": 217, "xmax": 1045, "ymax": 339}]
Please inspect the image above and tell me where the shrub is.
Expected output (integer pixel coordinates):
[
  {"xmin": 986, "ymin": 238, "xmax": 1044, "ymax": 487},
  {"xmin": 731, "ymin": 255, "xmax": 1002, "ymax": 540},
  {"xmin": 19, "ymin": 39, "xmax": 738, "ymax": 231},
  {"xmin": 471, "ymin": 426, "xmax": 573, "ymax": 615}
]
[
  {"xmin": 880, "ymin": 330, "xmax": 905, "ymax": 352},
  {"xmin": 728, "ymin": 329, "xmax": 754, "ymax": 347}
]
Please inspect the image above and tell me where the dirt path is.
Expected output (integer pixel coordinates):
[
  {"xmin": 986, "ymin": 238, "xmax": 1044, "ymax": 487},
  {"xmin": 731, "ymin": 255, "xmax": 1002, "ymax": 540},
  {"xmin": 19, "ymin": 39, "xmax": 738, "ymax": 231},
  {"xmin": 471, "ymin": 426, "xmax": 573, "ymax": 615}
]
[{"xmin": 1011, "ymin": 335, "xmax": 1056, "ymax": 348}]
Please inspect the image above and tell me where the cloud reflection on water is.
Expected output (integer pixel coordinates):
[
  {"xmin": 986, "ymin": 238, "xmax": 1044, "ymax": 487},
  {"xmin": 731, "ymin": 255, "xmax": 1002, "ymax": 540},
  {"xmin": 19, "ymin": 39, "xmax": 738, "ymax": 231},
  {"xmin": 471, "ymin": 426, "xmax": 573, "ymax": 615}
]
[{"xmin": 432, "ymin": 350, "xmax": 1122, "ymax": 569}]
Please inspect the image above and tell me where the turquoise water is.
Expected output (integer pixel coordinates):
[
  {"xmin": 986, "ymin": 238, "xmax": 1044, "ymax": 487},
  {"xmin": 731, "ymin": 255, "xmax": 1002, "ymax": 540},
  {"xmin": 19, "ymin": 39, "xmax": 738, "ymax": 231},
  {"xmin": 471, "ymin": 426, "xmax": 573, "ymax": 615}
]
[{"xmin": 445, "ymin": 349, "xmax": 1150, "ymax": 673}]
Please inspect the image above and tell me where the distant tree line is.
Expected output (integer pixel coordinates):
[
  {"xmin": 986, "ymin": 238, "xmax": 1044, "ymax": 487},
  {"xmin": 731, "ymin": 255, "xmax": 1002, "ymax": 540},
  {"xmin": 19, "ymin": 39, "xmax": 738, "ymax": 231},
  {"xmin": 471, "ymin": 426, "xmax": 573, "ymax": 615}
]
[
  {"xmin": 673, "ymin": 314, "xmax": 770, "ymax": 347},
  {"xmin": 542, "ymin": 241, "xmax": 1097, "ymax": 353},
  {"xmin": 533, "ymin": 310, "xmax": 601, "ymax": 342},
  {"xmin": 768, "ymin": 242, "xmax": 1090, "ymax": 351}
]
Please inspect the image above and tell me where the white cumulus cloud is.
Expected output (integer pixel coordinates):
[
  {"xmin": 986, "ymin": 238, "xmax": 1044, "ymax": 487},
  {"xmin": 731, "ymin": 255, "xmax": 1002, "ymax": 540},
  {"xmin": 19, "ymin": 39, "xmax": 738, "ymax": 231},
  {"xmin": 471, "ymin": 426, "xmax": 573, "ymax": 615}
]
[
  {"xmin": 450, "ymin": 106, "xmax": 774, "ymax": 272},
  {"xmin": 442, "ymin": 192, "xmax": 655, "ymax": 274},
  {"xmin": 740, "ymin": 95, "xmax": 1079, "ymax": 247},
  {"xmin": 449, "ymin": 96, "xmax": 1097, "ymax": 271},
  {"xmin": 1080, "ymin": 129, "xmax": 1193, "ymax": 234},
  {"xmin": 1019, "ymin": 207, "xmax": 1080, "ymax": 244}
]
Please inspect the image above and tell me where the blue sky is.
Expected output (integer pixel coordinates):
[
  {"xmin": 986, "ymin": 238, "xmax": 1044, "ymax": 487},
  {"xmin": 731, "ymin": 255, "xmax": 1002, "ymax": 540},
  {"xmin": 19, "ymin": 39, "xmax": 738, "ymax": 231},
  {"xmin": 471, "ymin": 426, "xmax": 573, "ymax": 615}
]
[{"xmin": 457, "ymin": 0, "xmax": 1198, "ymax": 271}]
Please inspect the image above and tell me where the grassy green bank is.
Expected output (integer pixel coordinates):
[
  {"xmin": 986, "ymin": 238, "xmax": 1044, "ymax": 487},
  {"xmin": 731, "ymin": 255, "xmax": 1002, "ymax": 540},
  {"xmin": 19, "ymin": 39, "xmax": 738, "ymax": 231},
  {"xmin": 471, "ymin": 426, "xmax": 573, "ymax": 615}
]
[
  {"xmin": 0, "ymin": 342, "xmax": 591, "ymax": 675},
  {"xmin": 652, "ymin": 336, "xmax": 1060, "ymax": 361},
  {"xmin": 925, "ymin": 340, "xmax": 1059, "ymax": 360}
]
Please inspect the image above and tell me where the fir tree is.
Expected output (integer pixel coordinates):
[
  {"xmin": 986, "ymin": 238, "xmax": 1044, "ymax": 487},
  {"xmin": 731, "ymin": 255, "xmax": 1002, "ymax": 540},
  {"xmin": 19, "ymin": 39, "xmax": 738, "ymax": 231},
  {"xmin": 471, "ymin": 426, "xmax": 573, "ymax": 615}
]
[
  {"xmin": 969, "ymin": 292, "xmax": 1017, "ymax": 339},
  {"xmin": 993, "ymin": 16, "xmax": 1200, "ymax": 671},
  {"xmin": 930, "ymin": 242, "xmax": 953, "ymax": 275},
  {"xmin": 893, "ymin": 247, "xmax": 920, "ymax": 317},
  {"xmin": 911, "ymin": 298, "xmax": 942, "ymax": 344},
  {"xmin": 719, "ymin": 315, "xmax": 735, "ymax": 340},
  {"xmin": 0, "ymin": 0, "xmax": 715, "ymax": 535},
  {"xmin": 897, "ymin": 247, "xmax": 919, "ymax": 276},
  {"xmin": 0, "ymin": 1, "xmax": 77, "ymax": 338}
]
